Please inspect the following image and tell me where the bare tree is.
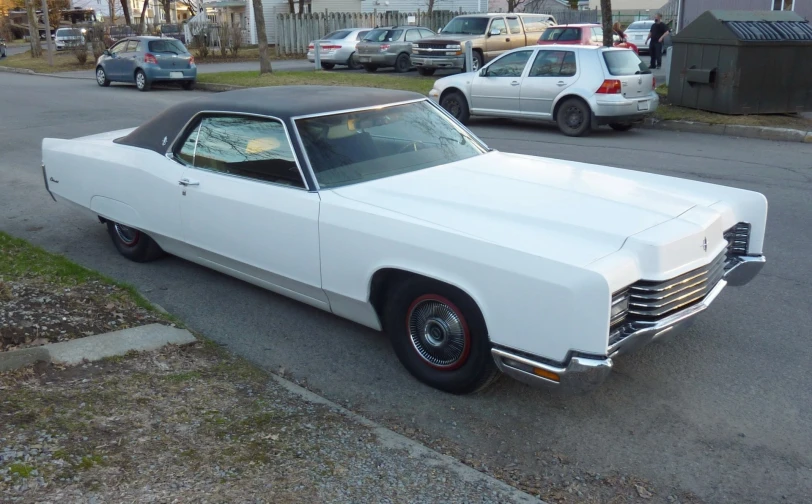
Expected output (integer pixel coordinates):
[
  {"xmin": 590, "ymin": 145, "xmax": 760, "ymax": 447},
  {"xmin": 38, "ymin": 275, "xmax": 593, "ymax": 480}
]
[
  {"xmin": 568, "ymin": 0, "xmax": 578, "ymax": 8},
  {"xmin": 176, "ymin": 0, "xmax": 196, "ymax": 16},
  {"xmin": 601, "ymin": 0, "xmax": 612, "ymax": 46},
  {"xmin": 507, "ymin": 0, "xmax": 525, "ymax": 12},
  {"xmin": 252, "ymin": 0, "xmax": 272, "ymax": 74},
  {"xmin": 138, "ymin": 0, "xmax": 150, "ymax": 33},
  {"xmin": 24, "ymin": 0, "xmax": 42, "ymax": 57},
  {"xmin": 298, "ymin": 0, "xmax": 305, "ymax": 14},
  {"xmin": 156, "ymin": 0, "xmax": 172, "ymax": 24},
  {"xmin": 120, "ymin": 0, "xmax": 132, "ymax": 25},
  {"xmin": 286, "ymin": 0, "xmax": 294, "ymax": 13}
]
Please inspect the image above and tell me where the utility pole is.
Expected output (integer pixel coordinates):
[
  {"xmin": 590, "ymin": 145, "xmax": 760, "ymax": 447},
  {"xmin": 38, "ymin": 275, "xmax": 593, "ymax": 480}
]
[{"xmin": 40, "ymin": 0, "xmax": 54, "ymax": 66}]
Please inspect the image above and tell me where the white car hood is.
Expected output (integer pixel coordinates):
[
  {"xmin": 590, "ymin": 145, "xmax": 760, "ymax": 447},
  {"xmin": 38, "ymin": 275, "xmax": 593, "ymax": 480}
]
[{"xmin": 330, "ymin": 151, "xmax": 719, "ymax": 267}]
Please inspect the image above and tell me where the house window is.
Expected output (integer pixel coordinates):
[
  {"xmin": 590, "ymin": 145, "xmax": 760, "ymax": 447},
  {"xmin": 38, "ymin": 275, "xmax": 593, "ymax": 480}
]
[{"xmin": 771, "ymin": 0, "xmax": 794, "ymax": 10}]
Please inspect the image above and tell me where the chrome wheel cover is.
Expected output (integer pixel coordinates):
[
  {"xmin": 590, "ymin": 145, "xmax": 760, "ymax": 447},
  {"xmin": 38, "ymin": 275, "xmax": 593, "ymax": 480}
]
[
  {"xmin": 408, "ymin": 297, "xmax": 469, "ymax": 369},
  {"xmin": 114, "ymin": 223, "xmax": 139, "ymax": 246},
  {"xmin": 136, "ymin": 72, "xmax": 145, "ymax": 89},
  {"xmin": 96, "ymin": 68, "xmax": 105, "ymax": 85}
]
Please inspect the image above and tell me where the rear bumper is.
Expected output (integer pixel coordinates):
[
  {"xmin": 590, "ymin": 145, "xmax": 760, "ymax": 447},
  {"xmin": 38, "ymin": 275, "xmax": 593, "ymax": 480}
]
[
  {"xmin": 143, "ymin": 66, "xmax": 197, "ymax": 81},
  {"xmin": 307, "ymin": 48, "xmax": 354, "ymax": 64},
  {"xmin": 592, "ymin": 92, "xmax": 659, "ymax": 123},
  {"xmin": 356, "ymin": 53, "xmax": 398, "ymax": 66},
  {"xmin": 411, "ymin": 55, "xmax": 464, "ymax": 69},
  {"xmin": 491, "ymin": 255, "xmax": 765, "ymax": 393}
]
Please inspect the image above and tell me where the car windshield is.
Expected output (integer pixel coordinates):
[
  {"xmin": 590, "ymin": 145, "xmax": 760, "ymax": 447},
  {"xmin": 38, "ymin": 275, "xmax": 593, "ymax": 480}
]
[
  {"xmin": 540, "ymin": 27, "xmax": 581, "ymax": 41},
  {"xmin": 627, "ymin": 21, "xmax": 653, "ymax": 30},
  {"xmin": 441, "ymin": 17, "xmax": 490, "ymax": 35},
  {"xmin": 324, "ymin": 30, "xmax": 352, "ymax": 40},
  {"xmin": 295, "ymin": 101, "xmax": 488, "ymax": 189},
  {"xmin": 363, "ymin": 29, "xmax": 403, "ymax": 42},
  {"xmin": 148, "ymin": 39, "xmax": 186, "ymax": 54},
  {"xmin": 57, "ymin": 29, "xmax": 81, "ymax": 37},
  {"xmin": 603, "ymin": 50, "xmax": 650, "ymax": 75}
]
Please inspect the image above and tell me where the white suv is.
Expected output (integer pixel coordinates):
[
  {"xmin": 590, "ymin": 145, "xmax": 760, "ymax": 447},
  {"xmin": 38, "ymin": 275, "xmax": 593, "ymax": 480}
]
[{"xmin": 54, "ymin": 28, "xmax": 85, "ymax": 51}]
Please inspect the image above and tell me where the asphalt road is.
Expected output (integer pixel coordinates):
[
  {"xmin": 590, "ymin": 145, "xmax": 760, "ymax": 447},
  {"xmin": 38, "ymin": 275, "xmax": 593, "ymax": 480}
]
[{"xmin": 1, "ymin": 73, "xmax": 811, "ymax": 503}]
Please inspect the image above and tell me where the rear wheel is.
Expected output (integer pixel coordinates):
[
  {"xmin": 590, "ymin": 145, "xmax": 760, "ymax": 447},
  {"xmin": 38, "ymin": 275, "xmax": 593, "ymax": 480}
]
[
  {"xmin": 320, "ymin": 62, "xmax": 335, "ymax": 70},
  {"xmin": 105, "ymin": 221, "xmax": 164, "ymax": 263},
  {"xmin": 181, "ymin": 80, "xmax": 195, "ymax": 90},
  {"xmin": 95, "ymin": 66, "xmax": 110, "ymax": 87},
  {"xmin": 556, "ymin": 97, "xmax": 591, "ymax": 137},
  {"xmin": 417, "ymin": 67, "xmax": 436, "ymax": 76},
  {"xmin": 609, "ymin": 122, "xmax": 634, "ymax": 131},
  {"xmin": 135, "ymin": 69, "xmax": 150, "ymax": 91},
  {"xmin": 363, "ymin": 64, "xmax": 378, "ymax": 73},
  {"xmin": 394, "ymin": 53, "xmax": 410, "ymax": 73},
  {"xmin": 440, "ymin": 90, "xmax": 470, "ymax": 124},
  {"xmin": 383, "ymin": 276, "xmax": 500, "ymax": 394}
]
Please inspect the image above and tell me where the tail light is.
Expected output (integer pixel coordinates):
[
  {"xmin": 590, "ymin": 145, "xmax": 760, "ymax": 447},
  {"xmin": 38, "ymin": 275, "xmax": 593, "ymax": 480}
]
[
  {"xmin": 596, "ymin": 79, "xmax": 622, "ymax": 94},
  {"xmin": 189, "ymin": 55, "xmax": 195, "ymax": 65},
  {"xmin": 308, "ymin": 43, "xmax": 314, "ymax": 50},
  {"xmin": 144, "ymin": 53, "xmax": 158, "ymax": 64},
  {"xmin": 323, "ymin": 45, "xmax": 341, "ymax": 50},
  {"xmin": 380, "ymin": 44, "xmax": 390, "ymax": 52},
  {"xmin": 652, "ymin": 75, "xmax": 656, "ymax": 88}
]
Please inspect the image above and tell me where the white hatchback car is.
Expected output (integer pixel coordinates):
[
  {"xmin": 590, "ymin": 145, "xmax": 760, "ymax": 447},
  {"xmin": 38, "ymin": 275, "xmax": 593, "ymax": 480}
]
[{"xmin": 429, "ymin": 44, "xmax": 658, "ymax": 136}]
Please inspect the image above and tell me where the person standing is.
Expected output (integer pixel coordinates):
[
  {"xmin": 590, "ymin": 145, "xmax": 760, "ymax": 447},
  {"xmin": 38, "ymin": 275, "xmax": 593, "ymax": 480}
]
[{"xmin": 645, "ymin": 13, "xmax": 670, "ymax": 69}]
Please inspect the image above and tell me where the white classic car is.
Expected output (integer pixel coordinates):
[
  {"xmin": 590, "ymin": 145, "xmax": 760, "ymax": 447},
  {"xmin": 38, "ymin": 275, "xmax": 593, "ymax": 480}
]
[{"xmin": 41, "ymin": 86, "xmax": 767, "ymax": 395}]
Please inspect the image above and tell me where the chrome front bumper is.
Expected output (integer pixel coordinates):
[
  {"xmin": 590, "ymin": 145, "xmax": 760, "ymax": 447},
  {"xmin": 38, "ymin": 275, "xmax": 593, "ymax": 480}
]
[{"xmin": 492, "ymin": 255, "xmax": 765, "ymax": 393}]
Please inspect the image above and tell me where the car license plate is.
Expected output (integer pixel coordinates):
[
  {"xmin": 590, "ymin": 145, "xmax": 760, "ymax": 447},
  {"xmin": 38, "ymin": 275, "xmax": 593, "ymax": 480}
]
[
  {"xmin": 359, "ymin": 56, "xmax": 371, "ymax": 62},
  {"xmin": 169, "ymin": 71, "xmax": 183, "ymax": 79},
  {"xmin": 637, "ymin": 100, "xmax": 650, "ymax": 111}
]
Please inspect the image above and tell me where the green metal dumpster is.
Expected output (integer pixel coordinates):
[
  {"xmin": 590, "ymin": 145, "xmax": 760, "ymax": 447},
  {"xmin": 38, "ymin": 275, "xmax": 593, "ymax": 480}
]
[{"xmin": 667, "ymin": 10, "xmax": 812, "ymax": 115}]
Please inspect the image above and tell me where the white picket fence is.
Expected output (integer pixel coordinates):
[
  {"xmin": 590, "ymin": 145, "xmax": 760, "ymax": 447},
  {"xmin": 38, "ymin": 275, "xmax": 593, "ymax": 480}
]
[{"xmin": 275, "ymin": 10, "xmax": 473, "ymax": 56}]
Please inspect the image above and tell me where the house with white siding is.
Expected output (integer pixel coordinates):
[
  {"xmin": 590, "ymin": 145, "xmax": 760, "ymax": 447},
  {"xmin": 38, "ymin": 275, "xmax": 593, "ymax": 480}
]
[{"xmin": 358, "ymin": 0, "xmax": 486, "ymax": 14}]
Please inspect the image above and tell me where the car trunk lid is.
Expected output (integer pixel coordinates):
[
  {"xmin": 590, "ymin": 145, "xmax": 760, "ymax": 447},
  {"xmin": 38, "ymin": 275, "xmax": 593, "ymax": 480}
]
[{"xmin": 601, "ymin": 49, "xmax": 654, "ymax": 99}]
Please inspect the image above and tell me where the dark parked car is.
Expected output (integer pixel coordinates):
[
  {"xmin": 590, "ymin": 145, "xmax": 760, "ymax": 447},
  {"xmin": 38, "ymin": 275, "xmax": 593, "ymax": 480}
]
[
  {"xmin": 95, "ymin": 36, "xmax": 197, "ymax": 91},
  {"xmin": 156, "ymin": 23, "xmax": 186, "ymax": 44},
  {"xmin": 356, "ymin": 25, "xmax": 436, "ymax": 73}
]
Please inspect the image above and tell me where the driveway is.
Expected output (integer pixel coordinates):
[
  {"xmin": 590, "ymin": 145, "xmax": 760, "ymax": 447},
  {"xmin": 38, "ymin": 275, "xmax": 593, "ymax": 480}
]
[{"xmin": 1, "ymin": 72, "xmax": 810, "ymax": 504}]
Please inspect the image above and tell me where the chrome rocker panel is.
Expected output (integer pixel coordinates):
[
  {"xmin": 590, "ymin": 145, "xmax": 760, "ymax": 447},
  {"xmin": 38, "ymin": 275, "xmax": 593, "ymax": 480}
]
[{"xmin": 491, "ymin": 254, "xmax": 765, "ymax": 393}]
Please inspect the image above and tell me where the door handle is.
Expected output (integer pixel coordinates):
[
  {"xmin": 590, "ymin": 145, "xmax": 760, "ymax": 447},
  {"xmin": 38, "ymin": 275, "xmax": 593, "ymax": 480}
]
[
  {"xmin": 510, "ymin": 81, "xmax": 520, "ymax": 86},
  {"xmin": 506, "ymin": 38, "xmax": 511, "ymax": 42},
  {"xmin": 556, "ymin": 81, "xmax": 566, "ymax": 86},
  {"xmin": 179, "ymin": 178, "xmax": 199, "ymax": 186}
]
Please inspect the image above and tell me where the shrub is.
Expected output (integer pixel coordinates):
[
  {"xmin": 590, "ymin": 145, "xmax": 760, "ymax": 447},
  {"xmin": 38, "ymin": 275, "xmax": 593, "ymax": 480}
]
[
  {"xmin": 73, "ymin": 43, "xmax": 89, "ymax": 64},
  {"xmin": 229, "ymin": 25, "xmax": 243, "ymax": 56}
]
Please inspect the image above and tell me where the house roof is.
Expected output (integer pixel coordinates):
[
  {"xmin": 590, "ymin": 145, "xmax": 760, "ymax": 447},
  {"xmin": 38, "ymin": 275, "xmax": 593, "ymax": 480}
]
[{"xmin": 203, "ymin": 0, "xmax": 245, "ymax": 8}]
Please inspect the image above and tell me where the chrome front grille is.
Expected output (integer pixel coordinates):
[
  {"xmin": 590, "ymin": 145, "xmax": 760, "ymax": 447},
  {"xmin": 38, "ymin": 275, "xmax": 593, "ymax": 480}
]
[
  {"xmin": 416, "ymin": 43, "xmax": 451, "ymax": 50},
  {"xmin": 626, "ymin": 250, "xmax": 727, "ymax": 321},
  {"xmin": 724, "ymin": 222, "xmax": 751, "ymax": 267}
]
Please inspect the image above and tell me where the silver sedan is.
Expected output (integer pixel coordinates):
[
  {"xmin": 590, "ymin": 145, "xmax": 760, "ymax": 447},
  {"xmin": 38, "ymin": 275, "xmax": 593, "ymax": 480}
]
[
  {"xmin": 307, "ymin": 28, "xmax": 371, "ymax": 70},
  {"xmin": 429, "ymin": 44, "xmax": 658, "ymax": 137}
]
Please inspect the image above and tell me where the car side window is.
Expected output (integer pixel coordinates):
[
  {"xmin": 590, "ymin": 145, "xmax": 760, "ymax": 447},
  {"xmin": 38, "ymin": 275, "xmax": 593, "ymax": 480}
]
[
  {"xmin": 356, "ymin": 30, "xmax": 369, "ymax": 40},
  {"xmin": 419, "ymin": 29, "xmax": 435, "ymax": 38},
  {"xmin": 528, "ymin": 50, "xmax": 577, "ymax": 77},
  {"xmin": 176, "ymin": 123, "xmax": 200, "ymax": 165},
  {"xmin": 185, "ymin": 116, "xmax": 305, "ymax": 189},
  {"xmin": 405, "ymin": 29, "xmax": 420, "ymax": 42},
  {"xmin": 484, "ymin": 50, "xmax": 533, "ymax": 77},
  {"xmin": 125, "ymin": 40, "xmax": 139, "ymax": 52},
  {"xmin": 110, "ymin": 40, "xmax": 127, "ymax": 55},
  {"xmin": 490, "ymin": 19, "xmax": 507, "ymax": 35},
  {"xmin": 507, "ymin": 18, "xmax": 521, "ymax": 35}
]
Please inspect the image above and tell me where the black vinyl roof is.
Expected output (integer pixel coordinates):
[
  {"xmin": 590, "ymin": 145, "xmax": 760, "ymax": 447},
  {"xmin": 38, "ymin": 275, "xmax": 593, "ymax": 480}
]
[{"xmin": 115, "ymin": 85, "xmax": 425, "ymax": 154}]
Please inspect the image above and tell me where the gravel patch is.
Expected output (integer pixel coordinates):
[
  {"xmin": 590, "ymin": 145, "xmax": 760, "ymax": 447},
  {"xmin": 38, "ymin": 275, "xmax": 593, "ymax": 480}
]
[{"xmin": 1, "ymin": 344, "xmax": 538, "ymax": 503}]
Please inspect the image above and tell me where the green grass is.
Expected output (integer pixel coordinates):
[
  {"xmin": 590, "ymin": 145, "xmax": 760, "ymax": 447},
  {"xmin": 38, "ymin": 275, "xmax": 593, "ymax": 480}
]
[
  {"xmin": 9, "ymin": 463, "xmax": 35, "ymax": 478},
  {"xmin": 197, "ymin": 70, "xmax": 436, "ymax": 95},
  {"xmin": 0, "ymin": 49, "xmax": 94, "ymax": 73},
  {"xmin": 653, "ymin": 84, "xmax": 811, "ymax": 129},
  {"xmin": 0, "ymin": 231, "xmax": 177, "ymax": 321}
]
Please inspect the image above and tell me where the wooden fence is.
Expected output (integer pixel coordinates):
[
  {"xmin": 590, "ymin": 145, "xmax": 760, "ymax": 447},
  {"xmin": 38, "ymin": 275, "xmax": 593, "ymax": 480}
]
[{"xmin": 275, "ymin": 10, "xmax": 472, "ymax": 56}]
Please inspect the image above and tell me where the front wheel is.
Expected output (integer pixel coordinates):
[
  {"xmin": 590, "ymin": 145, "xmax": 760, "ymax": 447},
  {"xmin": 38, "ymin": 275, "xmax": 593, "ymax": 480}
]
[
  {"xmin": 105, "ymin": 221, "xmax": 164, "ymax": 263},
  {"xmin": 95, "ymin": 66, "xmax": 110, "ymax": 87},
  {"xmin": 135, "ymin": 69, "xmax": 150, "ymax": 91},
  {"xmin": 556, "ymin": 97, "xmax": 592, "ymax": 137},
  {"xmin": 609, "ymin": 122, "xmax": 634, "ymax": 131},
  {"xmin": 383, "ymin": 277, "xmax": 500, "ymax": 394},
  {"xmin": 440, "ymin": 90, "xmax": 470, "ymax": 124},
  {"xmin": 320, "ymin": 62, "xmax": 335, "ymax": 70},
  {"xmin": 466, "ymin": 51, "xmax": 483, "ymax": 72}
]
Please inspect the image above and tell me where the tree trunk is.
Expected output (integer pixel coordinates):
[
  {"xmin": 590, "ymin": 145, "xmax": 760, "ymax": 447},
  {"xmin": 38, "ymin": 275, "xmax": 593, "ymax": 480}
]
[
  {"xmin": 163, "ymin": 0, "xmax": 171, "ymax": 23},
  {"xmin": 287, "ymin": 0, "xmax": 294, "ymax": 14},
  {"xmin": 24, "ymin": 0, "xmax": 42, "ymax": 57},
  {"xmin": 426, "ymin": 0, "xmax": 435, "ymax": 16},
  {"xmin": 121, "ymin": 0, "xmax": 132, "ymax": 25},
  {"xmin": 139, "ymin": 0, "xmax": 150, "ymax": 34},
  {"xmin": 298, "ymin": 0, "xmax": 305, "ymax": 14},
  {"xmin": 601, "ymin": 0, "xmax": 613, "ymax": 47},
  {"xmin": 252, "ymin": 0, "xmax": 272, "ymax": 74}
]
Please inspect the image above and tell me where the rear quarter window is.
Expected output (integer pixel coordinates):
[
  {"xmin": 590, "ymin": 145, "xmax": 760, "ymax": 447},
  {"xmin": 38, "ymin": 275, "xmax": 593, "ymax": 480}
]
[
  {"xmin": 540, "ymin": 27, "xmax": 581, "ymax": 42},
  {"xmin": 603, "ymin": 50, "xmax": 649, "ymax": 76}
]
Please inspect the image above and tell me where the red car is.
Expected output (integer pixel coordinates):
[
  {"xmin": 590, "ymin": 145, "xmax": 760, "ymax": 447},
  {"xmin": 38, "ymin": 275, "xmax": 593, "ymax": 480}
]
[{"xmin": 537, "ymin": 23, "xmax": 639, "ymax": 54}]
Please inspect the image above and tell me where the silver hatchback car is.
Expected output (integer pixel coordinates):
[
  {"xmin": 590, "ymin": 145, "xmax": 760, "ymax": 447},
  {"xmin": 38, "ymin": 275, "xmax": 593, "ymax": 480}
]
[
  {"xmin": 429, "ymin": 45, "xmax": 658, "ymax": 136},
  {"xmin": 307, "ymin": 28, "xmax": 371, "ymax": 70}
]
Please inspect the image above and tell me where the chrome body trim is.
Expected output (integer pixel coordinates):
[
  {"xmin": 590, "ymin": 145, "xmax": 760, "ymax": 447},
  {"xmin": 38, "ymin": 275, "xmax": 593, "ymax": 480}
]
[
  {"xmin": 42, "ymin": 163, "xmax": 56, "ymax": 202},
  {"xmin": 723, "ymin": 255, "xmax": 766, "ymax": 287},
  {"xmin": 163, "ymin": 110, "xmax": 311, "ymax": 191},
  {"xmin": 491, "ymin": 348, "xmax": 613, "ymax": 393},
  {"xmin": 608, "ymin": 278, "xmax": 727, "ymax": 357}
]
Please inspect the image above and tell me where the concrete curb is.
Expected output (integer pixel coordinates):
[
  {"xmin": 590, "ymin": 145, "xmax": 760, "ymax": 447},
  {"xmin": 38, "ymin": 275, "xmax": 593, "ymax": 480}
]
[
  {"xmin": 271, "ymin": 374, "xmax": 546, "ymax": 504},
  {"xmin": 195, "ymin": 81, "xmax": 246, "ymax": 92},
  {"xmin": 640, "ymin": 118, "xmax": 812, "ymax": 143},
  {"xmin": 0, "ymin": 323, "xmax": 197, "ymax": 372},
  {"xmin": 0, "ymin": 65, "xmax": 94, "ymax": 80}
]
